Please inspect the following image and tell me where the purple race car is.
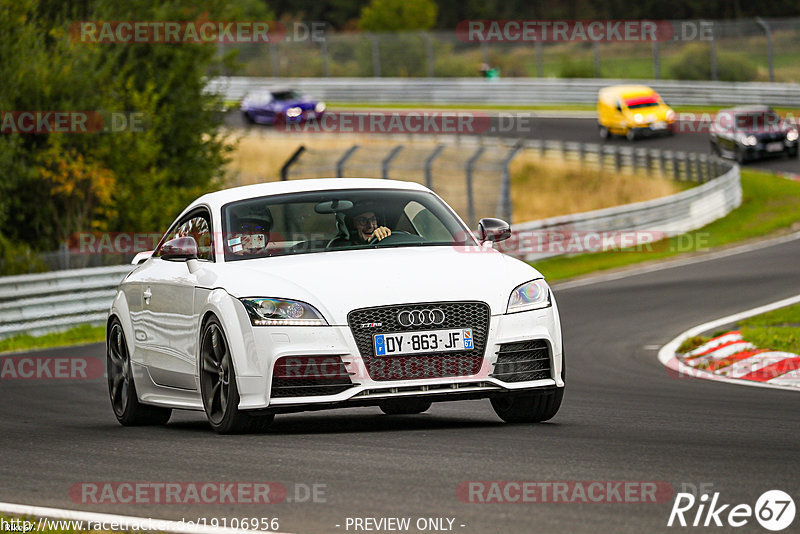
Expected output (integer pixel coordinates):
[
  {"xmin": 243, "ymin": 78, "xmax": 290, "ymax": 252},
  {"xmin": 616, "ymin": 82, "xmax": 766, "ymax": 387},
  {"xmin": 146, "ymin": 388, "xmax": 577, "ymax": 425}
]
[{"xmin": 241, "ymin": 89, "xmax": 326, "ymax": 125}]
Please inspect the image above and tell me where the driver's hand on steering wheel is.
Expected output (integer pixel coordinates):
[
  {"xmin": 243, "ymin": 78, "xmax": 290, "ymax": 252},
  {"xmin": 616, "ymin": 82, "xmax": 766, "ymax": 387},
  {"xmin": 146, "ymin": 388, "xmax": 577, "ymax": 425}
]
[{"xmin": 371, "ymin": 226, "xmax": 391, "ymax": 241}]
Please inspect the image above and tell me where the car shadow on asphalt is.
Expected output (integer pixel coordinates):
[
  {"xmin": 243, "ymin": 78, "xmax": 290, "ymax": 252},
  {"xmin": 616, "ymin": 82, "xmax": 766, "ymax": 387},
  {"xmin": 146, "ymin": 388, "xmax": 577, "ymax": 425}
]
[{"xmin": 156, "ymin": 408, "xmax": 566, "ymax": 436}]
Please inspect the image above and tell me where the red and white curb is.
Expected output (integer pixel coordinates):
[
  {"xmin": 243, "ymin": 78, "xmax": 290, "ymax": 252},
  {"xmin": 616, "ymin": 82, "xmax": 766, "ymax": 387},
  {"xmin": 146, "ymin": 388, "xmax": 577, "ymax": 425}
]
[{"xmin": 658, "ymin": 294, "xmax": 800, "ymax": 392}]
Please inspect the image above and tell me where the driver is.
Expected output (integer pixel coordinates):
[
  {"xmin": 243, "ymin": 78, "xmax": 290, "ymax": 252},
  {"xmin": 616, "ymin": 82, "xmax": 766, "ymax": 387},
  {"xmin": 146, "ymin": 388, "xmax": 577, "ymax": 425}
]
[
  {"xmin": 350, "ymin": 208, "xmax": 391, "ymax": 244},
  {"xmin": 228, "ymin": 211, "xmax": 272, "ymax": 256}
]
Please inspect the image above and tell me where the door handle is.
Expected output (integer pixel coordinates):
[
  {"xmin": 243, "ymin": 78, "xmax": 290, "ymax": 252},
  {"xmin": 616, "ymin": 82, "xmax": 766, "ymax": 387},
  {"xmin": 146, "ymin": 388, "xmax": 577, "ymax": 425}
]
[{"xmin": 143, "ymin": 287, "xmax": 152, "ymax": 304}]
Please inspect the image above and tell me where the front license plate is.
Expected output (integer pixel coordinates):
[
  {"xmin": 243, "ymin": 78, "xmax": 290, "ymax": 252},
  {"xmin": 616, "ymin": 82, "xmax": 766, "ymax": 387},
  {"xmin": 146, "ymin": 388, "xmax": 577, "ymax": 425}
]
[
  {"xmin": 651, "ymin": 121, "xmax": 667, "ymax": 130},
  {"xmin": 766, "ymin": 141, "xmax": 784, "ymax": 152},
  {"xmin": 374, "ymin": 328, "xmax": 474, "ymax": 356}
]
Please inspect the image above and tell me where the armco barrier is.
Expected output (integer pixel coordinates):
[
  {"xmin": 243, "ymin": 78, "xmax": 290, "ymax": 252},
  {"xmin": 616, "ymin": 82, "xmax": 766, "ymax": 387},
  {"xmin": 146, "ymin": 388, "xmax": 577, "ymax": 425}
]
[
  {"xmin": 515, "ymin": 161, "xmax": 740, "ymax": 262},
  {"xmin": 0, "ymin": 265, "xmax": 134, "ymax": 339},
  {"xmin": 208, "ymin": 77, "xmax": 800, "ymax": 108}
]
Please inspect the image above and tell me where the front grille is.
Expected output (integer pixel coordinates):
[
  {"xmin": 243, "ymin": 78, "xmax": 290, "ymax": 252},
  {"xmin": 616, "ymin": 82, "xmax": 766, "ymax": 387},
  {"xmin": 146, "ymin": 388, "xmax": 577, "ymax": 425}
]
[
  {"xmin": 347, "ymin": 301, "xmax": 490, "ymax": 381},
  {"xmin": 271, "ymin": 355, "xmax": 355, "ymax": 398},
  {"xmin": 491, "ymin": 340, "xmax": 551, "ymax": 382}
]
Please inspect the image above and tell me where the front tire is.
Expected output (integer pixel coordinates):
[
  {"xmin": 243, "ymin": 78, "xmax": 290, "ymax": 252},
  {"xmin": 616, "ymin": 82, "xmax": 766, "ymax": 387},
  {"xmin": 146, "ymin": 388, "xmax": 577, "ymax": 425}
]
[
  {"xmin": 598, "ymin": 125, "xmax": 610, "ymax": 140},
  {"xmin": 491, "ymin": 388, "xmax": 564, "ymax": 423},
  {"xmin": 379, "ymin": 398, "xmax": 432, "ymax": 415},
  {"xmin": 626, "ymin": 128, "xmax": 637, "ymax": 141},
  {"xmin": 107, "ymin": 319, "xmax": 172, "ymax": 426},
  {"xmin": 199, "ymin": 317, "xmax": 274, "ymax": 434}
]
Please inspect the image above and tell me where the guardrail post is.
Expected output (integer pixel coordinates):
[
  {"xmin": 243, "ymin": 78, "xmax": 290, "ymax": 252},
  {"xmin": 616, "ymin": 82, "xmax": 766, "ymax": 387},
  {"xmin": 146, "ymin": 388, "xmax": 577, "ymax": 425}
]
[
  {"xmin": 756, "ymin": 18, "xmax": 775, "ymax": 83},
  {"xmin": 269, "ymin": 43, "xmax": 280, "ymax": 77},
  {"xmin": 371, "ymin": 35, "xmax": 381, "ymax": 77},
  {"xmin": 423, "ymin": 33, "xmax": 434, "ymax": 77},
  {"xmin": 578, "ymin": 142, "xmax": 586, "ymax": 165},
  {"xmin": 280, "ymin": 145, "xmax": 306, "ymax": 181},
  {"xmin": 614, "ymin": 145, "xmax": 622, "ymax": 172},
  {"xmin": 320, "ymin": 36, "xmax": 330, "ymax": 77},
  {"xmin": 535, "ymin": 41, "xmax": 544, "ymax": 77},
  {"xmin": 424, "ymin": 145, "xmax": 445, "ymax": 189},
  {"xmin": 466, "ymin": 146, "xmax": 486, "ymax": 229},
  {"xmin": 593, "ymin": 42, "xmax": 601, "ymax": 77},
  {"xmin": 708, "ymin": 22, "xmax": 718, "ymax": 81},
  {"xmin": 498, "ymin": 143, "xmax": 523, "ymax": 223},
  {"xmin": 659, "ymin": 150, "xmax": 667, "ymax": 177},
  {"xmin": 652, "ymin": 41, "xmax": 661, "ymax": 80},
  {"xmin": 337, "ymin": 145, "xmax": 359, "ymax": 178},
  {"xmin": 673, "ymin": 152, "xmax": 682, "ymax": 181},
  {"xmin": 382, "ymin": 145, "xmax": 404, "ymax": 179}
]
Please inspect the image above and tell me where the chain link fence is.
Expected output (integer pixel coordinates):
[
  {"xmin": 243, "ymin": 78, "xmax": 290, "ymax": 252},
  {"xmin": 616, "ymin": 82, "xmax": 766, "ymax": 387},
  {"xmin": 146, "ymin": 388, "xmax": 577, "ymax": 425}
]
[
  {"xmin": 280, "ymin": 136, "xmax": 724, "ymax": 229},
  {"xmin": 222, "ymin": 19, "xmax": 800, "ymax": 83}
]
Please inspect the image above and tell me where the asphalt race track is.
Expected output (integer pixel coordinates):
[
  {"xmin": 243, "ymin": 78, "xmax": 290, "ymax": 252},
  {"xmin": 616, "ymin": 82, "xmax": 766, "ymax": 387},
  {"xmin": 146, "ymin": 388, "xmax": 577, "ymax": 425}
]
[{"xmin": 2, "ymin": 235, "xmax": 799, "ymax": 533}]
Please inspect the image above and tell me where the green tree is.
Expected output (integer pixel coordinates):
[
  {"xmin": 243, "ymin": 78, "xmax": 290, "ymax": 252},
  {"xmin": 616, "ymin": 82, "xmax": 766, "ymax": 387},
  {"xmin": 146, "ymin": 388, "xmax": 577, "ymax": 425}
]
[{"xmin": 358, "ymin": 0, "xmax": 437, "ymax": 32}]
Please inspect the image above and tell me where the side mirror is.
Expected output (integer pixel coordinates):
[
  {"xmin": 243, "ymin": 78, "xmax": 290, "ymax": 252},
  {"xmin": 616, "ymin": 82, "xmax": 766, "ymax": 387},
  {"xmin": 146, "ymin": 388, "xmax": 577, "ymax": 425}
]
[
  {"xmin": 160, "ymin": 237, "xmax": 198, "ymax": 261},
  {"xmin": 477, "ymin": 218, "xmax": 511, "ymax": 243}
]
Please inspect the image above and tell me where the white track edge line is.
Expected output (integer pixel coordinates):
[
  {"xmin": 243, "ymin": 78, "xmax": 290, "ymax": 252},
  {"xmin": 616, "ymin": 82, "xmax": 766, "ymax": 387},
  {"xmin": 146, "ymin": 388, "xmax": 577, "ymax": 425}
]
[
  {"xmin": 0, "ymin": 502, "xmax": 294, "ymax": 534},
  {"xmin": 657, "ymin": 293, "xmax": 800, "ymax": 393}
]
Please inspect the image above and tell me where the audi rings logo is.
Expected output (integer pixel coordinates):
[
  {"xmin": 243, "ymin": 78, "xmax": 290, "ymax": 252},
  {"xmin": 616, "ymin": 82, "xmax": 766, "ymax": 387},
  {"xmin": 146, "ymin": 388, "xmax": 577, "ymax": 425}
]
[{"xmin": 397, "ymin": 309, "xmax": 446, "ymax": 327}]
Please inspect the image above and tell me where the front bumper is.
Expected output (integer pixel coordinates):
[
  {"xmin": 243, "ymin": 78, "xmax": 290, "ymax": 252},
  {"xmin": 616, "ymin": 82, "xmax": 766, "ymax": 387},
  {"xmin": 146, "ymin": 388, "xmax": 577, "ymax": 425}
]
[{"xmin": 233, "ymin": 306, "xmax": 563, "ymax": 412}]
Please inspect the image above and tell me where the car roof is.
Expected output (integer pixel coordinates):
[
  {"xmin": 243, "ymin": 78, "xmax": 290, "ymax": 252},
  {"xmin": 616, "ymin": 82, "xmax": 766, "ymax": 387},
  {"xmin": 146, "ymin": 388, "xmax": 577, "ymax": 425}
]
[
  {"xmin": 186, "ymin": 178, "xmax": 432, "ymax": 214},
  {"xmin": 599, "ymin": 84, "xmax": 657, "ymax": 98}
]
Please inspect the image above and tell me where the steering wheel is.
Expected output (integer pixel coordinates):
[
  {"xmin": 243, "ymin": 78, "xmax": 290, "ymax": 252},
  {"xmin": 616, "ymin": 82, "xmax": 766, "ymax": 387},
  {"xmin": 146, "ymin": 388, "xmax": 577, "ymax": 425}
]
[{"xmin": 368, "ymin": 231, "xmax": 410, "ymax": 245}]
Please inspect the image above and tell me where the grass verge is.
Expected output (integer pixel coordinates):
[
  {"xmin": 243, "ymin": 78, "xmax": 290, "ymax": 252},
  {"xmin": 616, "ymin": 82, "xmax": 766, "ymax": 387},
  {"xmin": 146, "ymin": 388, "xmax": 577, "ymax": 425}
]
[
  {"xmin": 534, "ymin": 169, "xmax": 800, "ymax": 281},
  {"xmin": 739, "ymin": 303, "xmax": 800, "ymax": 354},
  {"xmin": 0, "ymin": 324, "xmax": 105, "ymax": 354}
]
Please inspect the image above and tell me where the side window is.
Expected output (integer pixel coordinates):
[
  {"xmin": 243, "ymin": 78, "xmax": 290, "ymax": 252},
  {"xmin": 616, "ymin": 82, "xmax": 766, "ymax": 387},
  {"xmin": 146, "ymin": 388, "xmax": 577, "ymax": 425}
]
[{"xmin": 156, "ymin": 212, "xmax": 214, "ymax": 261}]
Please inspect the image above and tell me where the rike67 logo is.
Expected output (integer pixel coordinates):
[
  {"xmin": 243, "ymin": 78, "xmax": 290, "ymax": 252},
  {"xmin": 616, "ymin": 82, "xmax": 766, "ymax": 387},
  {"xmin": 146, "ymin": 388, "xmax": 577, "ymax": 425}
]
[{"xmin": 668, "ymin": 490, "xmax": 795, "ymax": 531}]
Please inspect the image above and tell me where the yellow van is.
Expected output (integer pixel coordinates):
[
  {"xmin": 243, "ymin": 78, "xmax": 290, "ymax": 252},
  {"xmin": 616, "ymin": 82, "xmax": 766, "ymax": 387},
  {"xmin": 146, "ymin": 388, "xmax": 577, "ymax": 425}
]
[{"xmin": 597, "ymin": 85, "xmax": 675, "ymax": 140}]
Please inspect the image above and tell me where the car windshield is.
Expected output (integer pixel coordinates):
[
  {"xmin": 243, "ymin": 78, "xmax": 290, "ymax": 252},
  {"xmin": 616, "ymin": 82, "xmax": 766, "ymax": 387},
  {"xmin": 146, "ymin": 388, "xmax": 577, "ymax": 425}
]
[
  {"xmin": 625, "ymin": 95, "xmax": 660, "ymax": 110},
  {"xmin": 221, "ymin": 188, "xmax": 475, "ymax": 261},
  {"xmin": 271, "ymin": 90, "xmax": 302, "ymax": 101}
]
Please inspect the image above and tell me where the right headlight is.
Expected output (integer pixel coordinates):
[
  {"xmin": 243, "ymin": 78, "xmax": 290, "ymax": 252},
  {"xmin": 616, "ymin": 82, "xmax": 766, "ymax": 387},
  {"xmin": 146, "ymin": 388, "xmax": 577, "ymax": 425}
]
[
  {"xmin": 786, "ymin": 129, "xmax": 798, "ymax": 142},
  {"xmin": 240, "ymin": 297, "xmax": 328, "ymax": 326},
  {"xmin": 507, "ymin": 279, "xmax": 551, "ymax": 314}
]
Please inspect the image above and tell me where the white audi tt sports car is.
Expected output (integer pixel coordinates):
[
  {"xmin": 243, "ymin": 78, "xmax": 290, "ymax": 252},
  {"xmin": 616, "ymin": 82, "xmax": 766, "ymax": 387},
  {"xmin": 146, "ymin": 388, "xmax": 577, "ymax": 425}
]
[{"xmin": 107, "ymin": 178, "xmax": 564, "ymax": 433}]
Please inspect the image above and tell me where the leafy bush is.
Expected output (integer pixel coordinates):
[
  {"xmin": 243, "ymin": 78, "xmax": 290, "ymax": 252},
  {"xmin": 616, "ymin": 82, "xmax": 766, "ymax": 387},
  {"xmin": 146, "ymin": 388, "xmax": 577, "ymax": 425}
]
[{"xmin": 665, "ymin": 43, "xmax": 758, "ymax": 82}]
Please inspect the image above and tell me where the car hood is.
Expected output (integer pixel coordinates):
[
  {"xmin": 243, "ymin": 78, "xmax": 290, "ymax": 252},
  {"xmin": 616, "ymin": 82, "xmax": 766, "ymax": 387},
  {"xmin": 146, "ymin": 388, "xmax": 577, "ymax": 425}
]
[{"xmin": 208, "ymin": 246, "xmax": 541, "ymax": 325}]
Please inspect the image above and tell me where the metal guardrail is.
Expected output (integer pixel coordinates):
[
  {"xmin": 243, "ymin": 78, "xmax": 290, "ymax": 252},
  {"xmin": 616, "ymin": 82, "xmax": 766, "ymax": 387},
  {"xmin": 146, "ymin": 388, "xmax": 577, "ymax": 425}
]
[
  {"xmin": 209, "ymin": 76, "xmax": 800, "ymax": 107},
  {"xmin": 515, "ymin": 161, "xmax": 741, "ymax": 262},
  {"xmin": 0, "ymin": 265, "xmax": 134, "ymax": 339}
]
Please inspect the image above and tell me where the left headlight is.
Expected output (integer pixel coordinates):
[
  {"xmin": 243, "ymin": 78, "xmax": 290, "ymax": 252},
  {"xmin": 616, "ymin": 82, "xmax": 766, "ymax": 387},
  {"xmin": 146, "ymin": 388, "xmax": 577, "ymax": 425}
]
[
  {"xmin": 240, "ymin": 298, "xmax": 328, "ymax": 326},
  {"xmin": 285, "ymin": 107, "xmax": 302, "ymax": 118},
  {"xmin": 507, "ymin": 279, "xmax": 551, "ymax": 314},
  {"xmin": 315, "ymin": 102, "xmax": 326, "ymax": 113},
  {"xmin": 787, "ymin": 129, "xmax": 799, "ymax": 142}
]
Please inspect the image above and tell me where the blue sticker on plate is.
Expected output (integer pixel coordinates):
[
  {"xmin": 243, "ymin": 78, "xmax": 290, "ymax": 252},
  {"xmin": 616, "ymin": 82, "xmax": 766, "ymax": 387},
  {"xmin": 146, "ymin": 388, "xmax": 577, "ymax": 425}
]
[
  {"xmin": 463, "ymin": 329, "xmax": 473, "ymax": 350},
  {"xmin": 374, "ymin": 334, "xmax": 386, "ymax": 356}
]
